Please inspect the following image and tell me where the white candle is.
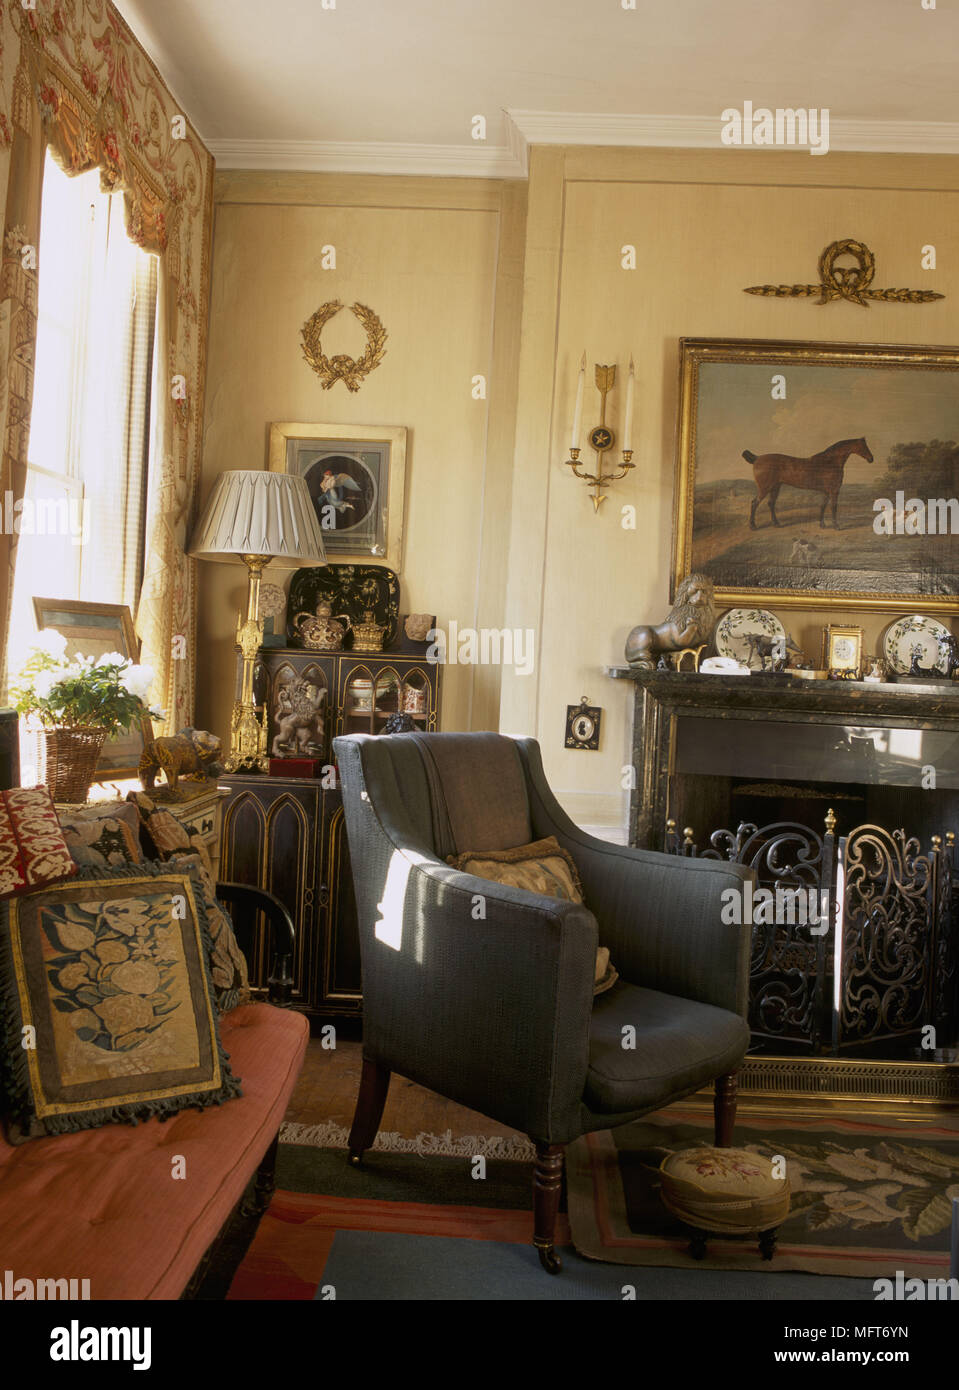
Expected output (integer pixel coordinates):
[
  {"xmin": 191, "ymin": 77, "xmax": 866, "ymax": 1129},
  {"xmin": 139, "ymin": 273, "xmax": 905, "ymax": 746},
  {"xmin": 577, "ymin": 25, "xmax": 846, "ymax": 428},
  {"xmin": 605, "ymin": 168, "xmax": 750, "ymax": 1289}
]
[
  {"xmin": 951, "ymin": 1195, "xmax": 958, "ymax": 1279},
  {"xmin": 624, "ymin": 355, "xmax": 635, "ymax": 452},
  {"xmin": 571, "ymin": 352, "xmax": 586, "ymax": 451}
]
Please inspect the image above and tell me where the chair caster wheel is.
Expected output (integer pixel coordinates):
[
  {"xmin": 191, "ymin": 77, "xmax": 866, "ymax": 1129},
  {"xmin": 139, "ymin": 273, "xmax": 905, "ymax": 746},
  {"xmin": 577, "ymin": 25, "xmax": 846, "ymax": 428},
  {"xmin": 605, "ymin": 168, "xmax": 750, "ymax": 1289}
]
[
  {"xmin": 348, "ymin": 1152, "xmax": 362, "ymax": 1167},
  {"xmin": 536, "ymin": 1244, "xmax": 562, "ymax": 1275}
]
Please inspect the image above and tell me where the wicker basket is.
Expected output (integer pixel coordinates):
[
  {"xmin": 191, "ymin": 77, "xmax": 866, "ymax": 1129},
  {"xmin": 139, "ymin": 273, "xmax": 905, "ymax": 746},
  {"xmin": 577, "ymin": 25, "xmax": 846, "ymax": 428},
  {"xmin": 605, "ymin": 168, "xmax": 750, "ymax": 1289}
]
[{"xmin": 36, "ymin": 725, "xmax": 109, "ymax": 803}]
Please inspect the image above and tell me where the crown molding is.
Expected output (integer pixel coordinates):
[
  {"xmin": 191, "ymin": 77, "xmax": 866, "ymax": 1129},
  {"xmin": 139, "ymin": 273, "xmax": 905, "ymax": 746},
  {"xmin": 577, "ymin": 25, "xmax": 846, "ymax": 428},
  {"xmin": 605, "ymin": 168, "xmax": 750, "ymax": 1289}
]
[
  {"xmin": 507, "ymin": 110, "xmax": 959, "ymax": 155},
  {"xmin": 206, "ymin": 135, "xmax": 528, "ymax": 179},
  {"xmin": 206, "ymin": 111, "xmax": 959, "ymax": 179}
]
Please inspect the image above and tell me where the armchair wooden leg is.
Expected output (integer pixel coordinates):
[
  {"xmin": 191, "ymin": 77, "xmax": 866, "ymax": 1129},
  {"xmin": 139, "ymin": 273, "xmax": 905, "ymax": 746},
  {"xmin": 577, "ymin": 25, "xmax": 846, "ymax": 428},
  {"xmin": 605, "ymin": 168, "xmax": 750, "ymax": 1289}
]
[
  {"xmin": 714, "ymin": 1070, "xmax": 739, "ymax": 1148},
  {"xmin": 532, "ymin": 1141, "xmax": 565, "ymax": 1274},
  {"xmin": 348, "ymin": 1057, "xmax": 391, "ymax": 1166}
]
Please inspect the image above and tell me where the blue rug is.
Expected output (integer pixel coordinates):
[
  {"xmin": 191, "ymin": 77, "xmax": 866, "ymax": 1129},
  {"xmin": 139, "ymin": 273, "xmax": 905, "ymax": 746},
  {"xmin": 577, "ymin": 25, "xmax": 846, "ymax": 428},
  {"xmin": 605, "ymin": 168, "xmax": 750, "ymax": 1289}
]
[{"xmin": 317, "ymin": 1230, "xmax": 879, "ymax": 1301}]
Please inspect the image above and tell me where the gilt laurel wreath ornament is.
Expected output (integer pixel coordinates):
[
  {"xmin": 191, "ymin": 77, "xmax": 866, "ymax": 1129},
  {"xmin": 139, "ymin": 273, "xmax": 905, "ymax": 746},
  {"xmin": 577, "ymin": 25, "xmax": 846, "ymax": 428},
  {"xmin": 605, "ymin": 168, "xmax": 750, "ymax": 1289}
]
[
  {"xmin": 744, "ymin": 238, "xmax": 944, "ymax": 307},
  {"xmin": 300, "ymin": 300, "xmax": 388, "ymax": 391}
]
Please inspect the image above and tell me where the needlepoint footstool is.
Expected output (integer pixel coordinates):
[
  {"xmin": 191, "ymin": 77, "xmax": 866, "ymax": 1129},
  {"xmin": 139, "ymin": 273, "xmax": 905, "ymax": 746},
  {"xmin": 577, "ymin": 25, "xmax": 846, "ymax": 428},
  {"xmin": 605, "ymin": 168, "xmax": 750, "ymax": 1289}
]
[{"xmin": 659, "ymin": 1145, "xmax": 791, "ymax": 1261}]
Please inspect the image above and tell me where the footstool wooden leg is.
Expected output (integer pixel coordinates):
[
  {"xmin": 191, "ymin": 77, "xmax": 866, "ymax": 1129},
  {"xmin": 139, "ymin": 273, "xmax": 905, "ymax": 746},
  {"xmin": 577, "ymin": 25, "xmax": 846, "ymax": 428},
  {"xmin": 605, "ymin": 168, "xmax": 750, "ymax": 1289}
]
[
  {"xmin": 689, "ymin": 1231, "xmax": 708, "ymax": 1261},
  {"xmin": 532, "ymin": 1141, "xmax": 565, "ymax": 1274},
  {"xmin": 759, "ymin": 1227, "xmax": 778, "ymax": 1261}
]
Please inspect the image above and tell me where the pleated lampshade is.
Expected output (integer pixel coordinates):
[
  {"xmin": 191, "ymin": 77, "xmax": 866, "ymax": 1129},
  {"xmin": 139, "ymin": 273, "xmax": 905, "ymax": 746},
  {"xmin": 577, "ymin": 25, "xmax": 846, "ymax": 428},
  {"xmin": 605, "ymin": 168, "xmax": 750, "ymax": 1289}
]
[{"xmin": 188, "ymin": 470, "xmax": 326, "ymax": 567}]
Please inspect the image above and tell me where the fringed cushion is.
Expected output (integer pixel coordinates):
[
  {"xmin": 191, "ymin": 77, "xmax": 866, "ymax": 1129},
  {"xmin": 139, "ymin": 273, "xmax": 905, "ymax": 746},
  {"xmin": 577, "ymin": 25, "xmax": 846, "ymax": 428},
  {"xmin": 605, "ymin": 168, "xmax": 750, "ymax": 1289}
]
[
  {"xmin": 448, "ymin": 836, "xmax": 618, "ymax": 996},
  {"xmin": 0, "ymin": 787, "xmax": 77, "ymax": 901},
  {"xmin": 165, "ymin": 851, "xmax": 251, "ymax": 1013},
  {"xmin": 0, "ymin": 862, "xmax": 241, "ymax": 1143},
  {"xmin": 660, "ymin": 1146, "xmax": 791, "ymax": 1233}
]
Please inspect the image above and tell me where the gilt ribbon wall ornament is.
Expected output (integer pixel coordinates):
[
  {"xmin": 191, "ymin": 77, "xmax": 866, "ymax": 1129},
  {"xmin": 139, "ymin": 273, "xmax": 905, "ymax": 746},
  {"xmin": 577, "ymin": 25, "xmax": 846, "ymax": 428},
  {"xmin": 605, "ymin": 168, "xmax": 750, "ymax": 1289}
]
[
  {"xmin": 300, "ymin": 300, "xmax": 388, "ymax": 391},
  {"xmin": 744, "ymin": 239, "xmax": 944, "ymax": 307}
]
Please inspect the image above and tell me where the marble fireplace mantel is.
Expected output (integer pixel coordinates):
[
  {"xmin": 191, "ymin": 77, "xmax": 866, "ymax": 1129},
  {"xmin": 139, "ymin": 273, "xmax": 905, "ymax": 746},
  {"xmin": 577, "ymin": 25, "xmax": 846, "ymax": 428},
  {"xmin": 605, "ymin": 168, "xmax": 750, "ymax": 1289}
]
[{"xmin": 606, "ymin": 666, "xmax": 959, "ymax": 851}]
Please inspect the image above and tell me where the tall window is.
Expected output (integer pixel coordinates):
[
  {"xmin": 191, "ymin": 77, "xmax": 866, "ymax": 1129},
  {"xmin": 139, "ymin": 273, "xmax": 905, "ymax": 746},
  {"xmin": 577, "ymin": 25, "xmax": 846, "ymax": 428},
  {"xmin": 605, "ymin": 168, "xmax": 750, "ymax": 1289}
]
[{"xmin": 5, "ymin": 149, "xmax": 158, "ymax": 682}]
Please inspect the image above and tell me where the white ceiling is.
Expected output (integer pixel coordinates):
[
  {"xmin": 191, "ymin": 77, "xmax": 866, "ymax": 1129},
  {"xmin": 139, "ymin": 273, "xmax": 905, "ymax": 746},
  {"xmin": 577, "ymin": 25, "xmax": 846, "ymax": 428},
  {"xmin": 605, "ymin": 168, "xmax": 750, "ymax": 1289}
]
[{"xmin": 115, "ymin": 0, "xmax": 959, "ymax": 175}]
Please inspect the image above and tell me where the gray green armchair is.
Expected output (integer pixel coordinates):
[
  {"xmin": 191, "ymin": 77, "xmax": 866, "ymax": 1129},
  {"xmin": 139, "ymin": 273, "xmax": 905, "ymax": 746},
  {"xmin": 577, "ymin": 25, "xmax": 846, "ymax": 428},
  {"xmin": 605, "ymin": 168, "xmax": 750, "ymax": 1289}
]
[{"xmin": 334, "ymin": 730, "xmax": 754, "ymax": 1272}]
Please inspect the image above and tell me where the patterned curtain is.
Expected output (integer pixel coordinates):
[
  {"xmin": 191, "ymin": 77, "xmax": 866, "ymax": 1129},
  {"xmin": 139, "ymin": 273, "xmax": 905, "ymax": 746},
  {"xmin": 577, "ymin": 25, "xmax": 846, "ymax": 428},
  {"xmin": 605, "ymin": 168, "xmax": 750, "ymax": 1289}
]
[{"xmin": 0, "ymin": 0, "xmax": 214, "ymax": 732}]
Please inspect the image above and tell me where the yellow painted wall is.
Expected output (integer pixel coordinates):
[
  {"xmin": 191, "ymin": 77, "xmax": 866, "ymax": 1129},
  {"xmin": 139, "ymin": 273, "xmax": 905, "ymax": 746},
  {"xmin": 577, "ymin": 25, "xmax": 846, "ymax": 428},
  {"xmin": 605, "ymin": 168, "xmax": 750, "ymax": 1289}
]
[
  {"xmin": 502, "ymin": 147, "xmax": 959, "ymax": 828},
  {"xmin": 197, "ymin": 172, "xmax": 526, "ymax": 742}
]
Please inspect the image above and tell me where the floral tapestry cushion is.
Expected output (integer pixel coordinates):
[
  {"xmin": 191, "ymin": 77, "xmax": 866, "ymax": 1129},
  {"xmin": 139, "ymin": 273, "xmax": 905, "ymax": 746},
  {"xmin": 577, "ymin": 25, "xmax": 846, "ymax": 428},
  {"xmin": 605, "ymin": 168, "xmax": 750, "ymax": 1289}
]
[
  {"xmin": 0, "ymin": 787, "xmax": 77, "ymax": 900},
  {"xmin": 447, "ymin": 836, "xmax": 618, "ymax": 996},
  {"xmin": 0, "ymin": 861, "xmax": 241, "ymax": 1143},
  {"xmin": 165, "ymin": 850, "xmax": 251, "ymax": 1013},
  {"xmin": 56, "ymin": 800, "xmax": 143, "ymax": 869}
]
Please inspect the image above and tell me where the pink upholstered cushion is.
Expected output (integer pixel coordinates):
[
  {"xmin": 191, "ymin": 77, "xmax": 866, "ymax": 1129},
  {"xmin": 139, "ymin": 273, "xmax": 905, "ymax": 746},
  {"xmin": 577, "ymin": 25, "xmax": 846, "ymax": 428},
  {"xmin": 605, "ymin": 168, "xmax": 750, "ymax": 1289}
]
[{"xmin": 0, "ymin": 1002, "xmax": 308, "ymax": 1300}]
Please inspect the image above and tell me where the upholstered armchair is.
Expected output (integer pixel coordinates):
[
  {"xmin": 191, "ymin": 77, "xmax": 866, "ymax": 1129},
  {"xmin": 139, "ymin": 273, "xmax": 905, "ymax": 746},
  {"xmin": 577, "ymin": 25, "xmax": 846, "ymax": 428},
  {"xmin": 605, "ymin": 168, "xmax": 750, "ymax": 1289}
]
[{"xmin": 334, "ymin": 731, "xmax": 754, "ymax": 1273}]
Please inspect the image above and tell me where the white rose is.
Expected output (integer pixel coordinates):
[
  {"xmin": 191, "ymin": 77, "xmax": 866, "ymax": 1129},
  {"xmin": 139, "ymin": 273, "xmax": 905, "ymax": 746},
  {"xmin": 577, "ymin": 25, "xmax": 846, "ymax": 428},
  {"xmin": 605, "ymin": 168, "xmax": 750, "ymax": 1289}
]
[
  {"xmin": 33, "ymin": 670, "xmax": 59, "ymax": 700},
  {"xmin": 35, "ymin": 629, "xmax": 68, "ymax": 658},
  {"xmin": 123, "ymin": 664, "xmax": 155, "ymax": 701},
  {"xmin": 96, "ymin": 651, "xmax": 129, "ymax": 669}
]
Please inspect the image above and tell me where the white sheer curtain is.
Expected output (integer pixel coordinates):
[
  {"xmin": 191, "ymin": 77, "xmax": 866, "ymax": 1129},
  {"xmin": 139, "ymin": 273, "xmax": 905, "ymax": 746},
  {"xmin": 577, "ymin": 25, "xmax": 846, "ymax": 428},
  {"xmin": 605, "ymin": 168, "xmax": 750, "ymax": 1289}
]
[{"xmin": 6, "ymin": 149, "xmax": 158, "ymax": 682}]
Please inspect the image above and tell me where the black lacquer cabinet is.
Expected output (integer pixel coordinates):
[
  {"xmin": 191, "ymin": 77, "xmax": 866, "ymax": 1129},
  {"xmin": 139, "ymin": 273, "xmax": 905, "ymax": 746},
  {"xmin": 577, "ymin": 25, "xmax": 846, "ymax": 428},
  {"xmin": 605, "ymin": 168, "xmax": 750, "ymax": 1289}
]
[{"xmin": 218, "ymin": 644, "xmax": 440, "ymax": 1021}]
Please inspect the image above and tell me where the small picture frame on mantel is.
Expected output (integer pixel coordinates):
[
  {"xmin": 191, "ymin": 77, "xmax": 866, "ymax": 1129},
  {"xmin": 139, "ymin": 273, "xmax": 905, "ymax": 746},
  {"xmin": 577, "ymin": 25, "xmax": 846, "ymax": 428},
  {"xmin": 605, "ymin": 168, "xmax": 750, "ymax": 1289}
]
[{"xmin": 822, "ymin": 624, "xmax": 864, "ymax": 681}]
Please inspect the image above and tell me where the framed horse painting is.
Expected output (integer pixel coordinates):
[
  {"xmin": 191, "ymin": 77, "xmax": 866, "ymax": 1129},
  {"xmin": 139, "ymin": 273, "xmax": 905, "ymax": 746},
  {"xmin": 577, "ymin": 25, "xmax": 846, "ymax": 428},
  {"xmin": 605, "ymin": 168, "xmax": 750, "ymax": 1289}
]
[{"xmin": 672, "ymin": 338, "xmax": 959, "ymax": 613}]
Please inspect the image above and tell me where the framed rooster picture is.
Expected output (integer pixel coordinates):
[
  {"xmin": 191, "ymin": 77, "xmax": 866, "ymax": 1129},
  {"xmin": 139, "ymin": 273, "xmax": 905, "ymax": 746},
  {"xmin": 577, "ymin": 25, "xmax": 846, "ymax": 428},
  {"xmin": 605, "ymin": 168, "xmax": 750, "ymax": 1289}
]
[
  {"xmin": 269, "ymin": 421, "xmax": 407, "ymax": 571},
  {"xmin": 672, "ymin": 338, "xmax": 959, "ymax": 614}
]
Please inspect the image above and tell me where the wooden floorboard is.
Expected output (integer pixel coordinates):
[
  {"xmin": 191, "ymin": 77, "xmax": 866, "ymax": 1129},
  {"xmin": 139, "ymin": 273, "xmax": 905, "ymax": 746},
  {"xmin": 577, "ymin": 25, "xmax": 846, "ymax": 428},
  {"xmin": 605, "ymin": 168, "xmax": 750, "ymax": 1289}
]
[{"xmin": 286, "ymin": 1036, "xmax": 534, "ymax": 1140}]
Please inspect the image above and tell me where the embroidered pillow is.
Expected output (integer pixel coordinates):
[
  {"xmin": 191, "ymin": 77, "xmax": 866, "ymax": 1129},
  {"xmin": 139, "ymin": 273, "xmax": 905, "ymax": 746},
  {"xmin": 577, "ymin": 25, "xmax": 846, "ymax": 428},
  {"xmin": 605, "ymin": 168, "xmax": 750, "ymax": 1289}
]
[
  {"xmin": 56, "ymin": 800, "xmax": 143, "ymax": 869},
  {"xmin": 0, "ymin": 861, "xmax": 241, "ymax": 1143},
  {"xmin": 0, "ymin": 787, "xmax": 77, "ymax": 900},
  {"xmin": 165, "ymin": 850, "xmax": 251, "ymax": 1013},
  {"xmin": 447, "ymin": 836, "xmax": 618, "ymax": 995}
]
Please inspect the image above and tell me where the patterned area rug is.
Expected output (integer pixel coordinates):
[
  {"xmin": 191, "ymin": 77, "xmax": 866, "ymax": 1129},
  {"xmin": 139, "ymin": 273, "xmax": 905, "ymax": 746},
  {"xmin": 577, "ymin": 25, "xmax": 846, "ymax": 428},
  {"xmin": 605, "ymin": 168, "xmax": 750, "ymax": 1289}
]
[
  {"xmin": 222, "ymin": 1141, "xmax": 878, "ymax": 1300},
  {"xmin": 567, "ymin": 1106, "xmax": 959, "ymax": 1277}
]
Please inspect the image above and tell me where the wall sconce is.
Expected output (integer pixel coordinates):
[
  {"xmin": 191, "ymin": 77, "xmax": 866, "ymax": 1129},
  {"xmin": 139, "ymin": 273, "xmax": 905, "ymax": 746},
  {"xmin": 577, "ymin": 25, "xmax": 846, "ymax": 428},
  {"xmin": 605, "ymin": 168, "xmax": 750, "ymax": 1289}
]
[{"xmin": 565, "ymin": 352, "xmax": 635, "ymax": 511}]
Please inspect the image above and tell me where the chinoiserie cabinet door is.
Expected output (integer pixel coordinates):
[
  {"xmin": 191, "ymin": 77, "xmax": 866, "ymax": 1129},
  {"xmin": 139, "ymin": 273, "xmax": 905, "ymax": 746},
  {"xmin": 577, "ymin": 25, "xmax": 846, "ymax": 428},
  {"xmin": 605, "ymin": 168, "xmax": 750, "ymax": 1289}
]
[{"xmin": 218, "ymin": 776, "xmax": 321, "ymax": 1010}]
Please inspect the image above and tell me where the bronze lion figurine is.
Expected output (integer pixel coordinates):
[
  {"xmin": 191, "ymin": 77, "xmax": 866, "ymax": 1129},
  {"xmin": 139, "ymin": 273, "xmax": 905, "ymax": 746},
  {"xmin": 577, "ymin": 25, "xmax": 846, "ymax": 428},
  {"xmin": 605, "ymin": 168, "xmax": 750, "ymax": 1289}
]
[{"xmin": 625, "ymin": 573, "xmax": 716, "ymax": 669}]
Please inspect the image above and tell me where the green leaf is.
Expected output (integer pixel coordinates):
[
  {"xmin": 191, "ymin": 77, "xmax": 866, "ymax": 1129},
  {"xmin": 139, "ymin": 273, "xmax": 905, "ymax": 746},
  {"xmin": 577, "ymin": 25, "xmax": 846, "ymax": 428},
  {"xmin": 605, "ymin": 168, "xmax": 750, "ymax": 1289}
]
[
  {"xmin": 74, "ymin": 987, "xmax": 102, "ymax": 1006},
  {"xmin": 51, "ymin": 997, "xmax": 79, "ymax": 1013},
  {"xmin": 896, "ymin": 1188, "xmax": 954, "ymax": 1241}
]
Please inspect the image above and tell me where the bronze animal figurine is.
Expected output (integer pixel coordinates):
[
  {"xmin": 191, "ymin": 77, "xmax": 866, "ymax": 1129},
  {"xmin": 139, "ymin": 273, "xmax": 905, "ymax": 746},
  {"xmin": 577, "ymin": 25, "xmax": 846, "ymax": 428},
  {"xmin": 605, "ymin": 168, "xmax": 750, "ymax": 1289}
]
[
  {"xmin": 626, "ymin": 574, "xmax": 716, "ymax": 669},
  {"xmin": 138, "ymin": 728, "xmax": 224, "ymax": 798},
  {"xmin": 744, "ymin": 437, "xmax": 873, "ymax": 531},
  {"xmin": 740, "ymin": 631, "xmax": 803, "ymax": 672},
  {"xmin": 271, "ymin": 679, "xmax": 325, "ymax": 757}
]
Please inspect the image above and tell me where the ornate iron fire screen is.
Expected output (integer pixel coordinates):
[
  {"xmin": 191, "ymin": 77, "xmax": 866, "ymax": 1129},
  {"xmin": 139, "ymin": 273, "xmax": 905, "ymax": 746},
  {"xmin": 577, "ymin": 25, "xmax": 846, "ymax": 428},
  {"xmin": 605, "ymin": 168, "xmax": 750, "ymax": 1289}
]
[{"xmin": 667, "ymin": 814, "xmax": 957, "ymax": 1055}]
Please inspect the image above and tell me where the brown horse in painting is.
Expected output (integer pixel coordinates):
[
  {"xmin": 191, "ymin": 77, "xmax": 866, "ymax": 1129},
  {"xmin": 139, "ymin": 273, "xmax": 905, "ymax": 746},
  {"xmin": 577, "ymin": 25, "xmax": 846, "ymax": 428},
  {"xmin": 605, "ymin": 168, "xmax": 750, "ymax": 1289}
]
[{"xmin": 744, "ymin": 437, "xmax": 873, "ymax": 530}]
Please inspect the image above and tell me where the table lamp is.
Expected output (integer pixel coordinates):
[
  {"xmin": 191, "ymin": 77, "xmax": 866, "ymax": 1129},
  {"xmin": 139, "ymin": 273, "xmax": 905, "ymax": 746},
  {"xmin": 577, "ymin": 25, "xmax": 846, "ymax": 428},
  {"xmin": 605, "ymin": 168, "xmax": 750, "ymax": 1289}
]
[{"xmin": 188, "ymin": 470, "xmax": 326, "ymax": 772}]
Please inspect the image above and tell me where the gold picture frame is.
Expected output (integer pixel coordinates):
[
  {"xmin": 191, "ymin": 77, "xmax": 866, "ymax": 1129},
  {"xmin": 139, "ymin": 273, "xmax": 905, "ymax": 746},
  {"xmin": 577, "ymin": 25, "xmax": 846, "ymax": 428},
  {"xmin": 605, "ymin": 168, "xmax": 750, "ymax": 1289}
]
[
  {"xmin": 268, "ymin": 421, "xmax": 407, "ymax": 572},
  {"xmin": 32, "ymin": 598, "xmax": 153, "ymax": 783},
  {"xmin": 822, "ymin": 623, "xmax": 864, "ymax": 679},
  {"xmin": 672, "ymin": 337, "xmax": 959, "ymax": 614}
]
